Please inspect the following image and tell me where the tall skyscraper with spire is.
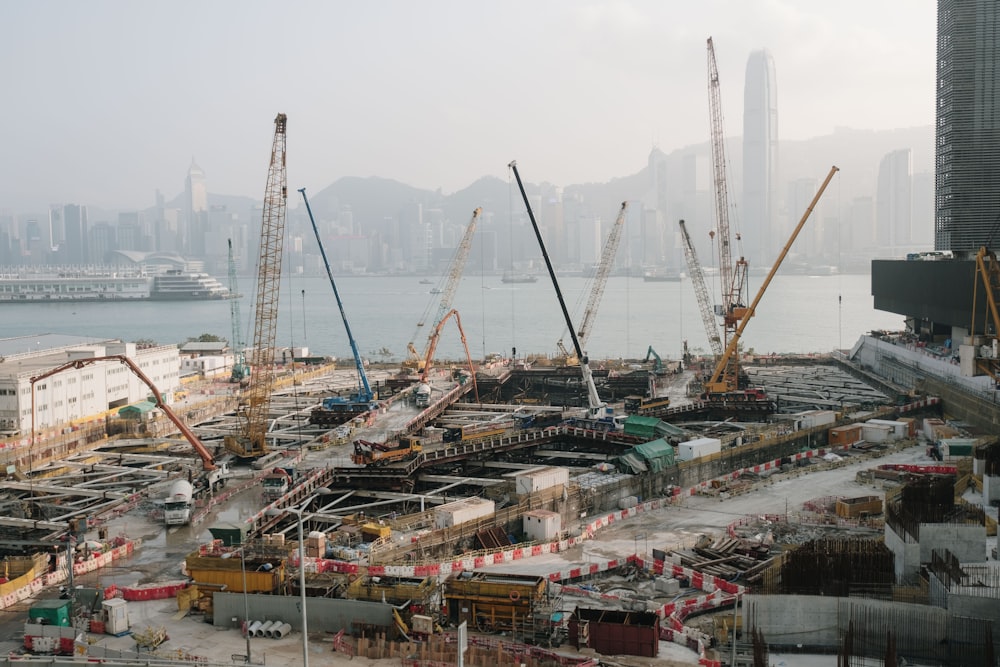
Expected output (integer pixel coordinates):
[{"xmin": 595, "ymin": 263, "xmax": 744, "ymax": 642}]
[
  {"xmin": 185, "ymin": 158, "xmax": 208, "ymax": 256},
  {"xmin": 935, "ymin": 0, "xmax": 1000, "ymax": 252},
  {"xmin": 742, "ymin": 49, "xmax": 778, "ymax": 266}
]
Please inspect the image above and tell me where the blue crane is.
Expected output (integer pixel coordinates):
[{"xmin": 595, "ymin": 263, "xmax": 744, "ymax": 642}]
[{"xmin": 299, "ymin": 188, "xmax": 377, "ymax": 415}]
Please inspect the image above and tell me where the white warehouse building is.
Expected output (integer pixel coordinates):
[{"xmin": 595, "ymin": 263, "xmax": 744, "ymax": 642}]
[{"xmin": 0, "ymin": 334, "xmax": 181, "ymax": 434}]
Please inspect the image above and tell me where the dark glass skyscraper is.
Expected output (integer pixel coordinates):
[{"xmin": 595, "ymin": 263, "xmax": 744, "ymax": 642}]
[
  {"xmin": 935, "ymin": 0, "xmax": 1000, "ymax": 252},
  {"xmin": 743, "ymin": 49, "xmax": 778, "ymax": 266}
]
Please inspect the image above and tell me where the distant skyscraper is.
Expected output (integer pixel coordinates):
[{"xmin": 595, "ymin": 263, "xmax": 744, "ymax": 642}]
[
  {"xmin": 63, "ymin": 204, "xmax": 88, "ymax": 264},
  {"xmin": 743, "ymin": 49, "xmax": 778, "ymax": 266},
  {"xmin": 185, "ymin": 158, "xmax": 208, "ymax": 256},
  {"xmin": 935, "ymin": 0, "xmax": 1000, "ymax": 252},
  {"xmin": 876, "ymin": 149, "xmax": 913, "ymax": 251}
]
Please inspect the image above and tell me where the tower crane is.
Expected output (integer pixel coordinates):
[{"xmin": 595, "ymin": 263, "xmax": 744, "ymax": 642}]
[
  {"xmin": 704, "ymin": 166, "xmax": 839, "ymax": 397},
  {"xmin": 678, "ymin": 219, "xmax": 724, "ymax": 358},
  {"xmin": 510, "ymin": 161, "xmax": 609, "ymax": 421},
  {"xmin": 406, "ymin": 208, "xmax": 482, "ymax": 370},
  {"xmin": 227, "ymin": 239, "xmax": 249, "ymax": 384},
  {"xmin": 707, "ymin": 36, "xmax": 749, "ymax": 345},
  {"xmin": 299, "ymin": 187, "xmax": 379, "ymax": 426},
  {"xmin": 224, "ymin": 113, "xmax": 287, "ymax": 459},
  {"xmin": 557, "ymin": 202, "xmax": 628, "ymax": 362}
]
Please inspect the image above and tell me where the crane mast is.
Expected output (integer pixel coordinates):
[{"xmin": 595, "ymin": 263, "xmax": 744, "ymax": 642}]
[
  {"xmin": 225, "ymin": 113, "xmax": 287, "ymax": 459},
  {"xmin": 299, "ymin": 187, "xmax": 374, "ymax": 403},
  {"xmin": 707, "ymin": 36, "xmax": 749, "ymax": 344},
  {"xmin": 510, "ymin": 161, "xmax": 606, "ymax": 418},
  {"xmin": 405, "ymin": 208, "xmax": 482, "ymax": 369},
  {"xmin": 705, "ymin": 166, "xmax": 840, "ymax": 394},
  {"xmin": 227, "ymin": 239, "xmax": 248, "ymax": 384},
  {"xmin": 573, "ymin": 202, "xmax": 628, "ymax": 352},
  {"xmin": 679, "ymin": 219, "xmax": 724, "ymax": 358}
]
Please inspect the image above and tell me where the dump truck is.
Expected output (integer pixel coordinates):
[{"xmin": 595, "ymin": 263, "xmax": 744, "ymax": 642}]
[{"xmin": 352, "ymin": 438, "xmax": 422, "ymax": 466}]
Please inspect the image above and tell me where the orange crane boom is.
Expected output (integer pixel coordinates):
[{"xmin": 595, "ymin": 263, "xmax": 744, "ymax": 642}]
[
  {"xmin": 419, "ymin": 308, "xmax": 479, "ymax": 402},
  {"xmin": 30, "ymin": 355, "xmax": 217, "ymax": 470}
]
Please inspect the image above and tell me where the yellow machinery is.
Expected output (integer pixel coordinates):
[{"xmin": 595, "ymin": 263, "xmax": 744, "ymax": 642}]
[
  {"xmin": 970, "ymin": 246, "xmax": 1000, "ymax": 382},
  {"xmin": 225, "ymin": 114, "xmax": 288, "ymax": 458},
  {"xmin": 444, "ymin": 572, "xmax": 545, "ymax": 633},
  {"xmin": 704, "ymin": 166, "xmax": 840, "ymax": 396}
]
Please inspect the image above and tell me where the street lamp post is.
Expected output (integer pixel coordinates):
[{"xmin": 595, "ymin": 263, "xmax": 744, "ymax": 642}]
[
  {"xmin": 222, "ymin": 546, "xmax": 252, "ymax": 663},
  {"xmin": 266, "ymin": 490, "xmax": 335, "ymax": 667}
]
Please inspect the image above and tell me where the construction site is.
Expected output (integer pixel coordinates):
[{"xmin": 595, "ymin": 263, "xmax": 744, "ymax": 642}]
[{"xmin": 2, "ymin": 44, "xmax": 1000, "ymax": 667}]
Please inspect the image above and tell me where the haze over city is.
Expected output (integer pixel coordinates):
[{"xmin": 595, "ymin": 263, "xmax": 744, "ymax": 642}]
[{"xmin": 2, "ymin": 1, "xmax": 936, "ymax": 210}]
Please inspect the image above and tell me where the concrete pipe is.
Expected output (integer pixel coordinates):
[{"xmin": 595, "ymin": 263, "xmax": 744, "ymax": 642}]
[
  {"xmin": 256, "ymin": 620, "xmax": 275, "ymax": 638},
  {"xmin": 272, "ymin": 622, "xmax": 292, "ymax": 639},
  {"xmin": 247, "ymin": 620, "xmax": 263, "ymax": 637}
]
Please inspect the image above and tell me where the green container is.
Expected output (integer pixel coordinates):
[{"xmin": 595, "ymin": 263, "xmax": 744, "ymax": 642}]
[{"xmin": 29, "ymin": 599, "xmax": 71, "ymax": 627}]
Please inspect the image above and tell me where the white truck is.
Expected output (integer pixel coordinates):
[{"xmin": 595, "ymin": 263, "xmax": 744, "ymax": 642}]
[{"xmin": 163, "ymin": 480, "xmax": 194, "ymax": 525}]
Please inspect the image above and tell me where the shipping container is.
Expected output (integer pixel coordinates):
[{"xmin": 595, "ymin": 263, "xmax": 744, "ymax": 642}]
[
  {"xmin": 513, "ymin": 466, "xmax": 569, "ymax": 495},
  {"xmin": 867, "ymin": 419, "xmax": 909, "ymax": 439},
  {"xmin": 677, "ymin": 437, "xmax": 722, "ymax": 462},
  {"xmin": 568, "ymin": 607, "xmax": 660, "ymax": 657},
  {"xmin": 829, "ymin": 424, "xmax": 863, "ymax": 447},
  {"xmin": 799, "ymin": 410, "xmax": 838, "ymax": 430},
  {"xmin": 433, "ymin": 497, "xmax": 495, "ymax": 529},
  {"xmin": 862, "ymin": 423, "xmax": 892, "ymax": 443},
  {"xmin": 523, "ymin": 509, "xmax": 561, "ymax": 542},
  {"xmin": 941, "ymin": 438, "xmax": 976, "ymax": 458}
]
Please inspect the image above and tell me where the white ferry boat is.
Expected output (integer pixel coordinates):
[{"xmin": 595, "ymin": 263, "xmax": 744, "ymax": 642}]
[
  {"xmin": 0, "ymin": 268, "xmax": 152, "ymax": 302},
  {"xmin": 0, "ymin": 267, "xmax": 234, "ymax": 302},
  {"xmin": 150, "ymin": 270, "xmax": 234, "ymax": 300}
]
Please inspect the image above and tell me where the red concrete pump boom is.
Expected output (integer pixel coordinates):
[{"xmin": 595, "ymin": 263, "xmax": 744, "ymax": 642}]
[{"xmin": 30, "ymin": 355, "xmax": 217, "ymax": 471}]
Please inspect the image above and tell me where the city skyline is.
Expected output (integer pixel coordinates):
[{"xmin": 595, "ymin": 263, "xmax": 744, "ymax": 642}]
[{"xmin": 2, "ymin": 1, "xmax": 936, "ymax": 211}]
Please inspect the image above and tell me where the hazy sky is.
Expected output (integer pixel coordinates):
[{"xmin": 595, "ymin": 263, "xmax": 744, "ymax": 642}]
[{"xmin": 2, "ymin": 1, "xmax": 936, "ymax": 211}]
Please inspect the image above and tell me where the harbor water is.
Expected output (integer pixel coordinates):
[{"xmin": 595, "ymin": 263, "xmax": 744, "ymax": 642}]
[{"xmin": 0, "ymin": 273, "xmax": 902, "ymax": 363}]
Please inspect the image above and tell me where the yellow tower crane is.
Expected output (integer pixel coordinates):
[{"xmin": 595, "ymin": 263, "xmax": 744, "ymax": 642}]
[{"xmin": 225, "ymin": 113, "xmax": 288, "ymax": 459}]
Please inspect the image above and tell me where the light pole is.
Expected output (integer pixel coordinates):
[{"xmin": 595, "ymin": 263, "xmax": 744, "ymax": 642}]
[
  {"xmin": 222, "ymin": 546, "xmax": 251, "ymax": 663},
  {"xmin": 266, "ymin": 490, "xmax": 334, "ymax": 667}
]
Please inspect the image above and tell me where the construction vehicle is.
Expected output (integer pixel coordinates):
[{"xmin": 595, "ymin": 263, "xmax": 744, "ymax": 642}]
[
  {"xmin": 261, "ymin": 467, "xmax": 294, "ymax": 501},
  {"xmin": 678, "ymin": 219, "xmax": 724, "ymax": 358},
  {"xmin": 703, "ymin": 166, "xmax": 840, "ymax": 401},
  {"xmin": 224, "ymin": 113, "xmax": 288, "ymax": 459},
  {"xmin": 558, "ymin": 202, "xmax": 628, "ymax": 363},
  {"xmin": 644, "ymin": 346, "xmax": 666, "ymax": 375},
  {"xmin": 163, "ymin": 480, "xmax": 195, "ymax": 525},
  {"xmin": 418, "ymin": 308, "xmax": 479, "ymax": 402},
  {"xmin": 707, "ymin": 37, "xmax": 750, "ymax": 354},
  {"xmin": 509, "ymin": 161, "xmax": 613, "ymax": 424},
  {"xmin": 227, "ymin": 239, "xmax": 249, "ymax": 385},
  {"xmin": 351, "ymin": 437, "xmax": 422, "ymax": 466},
  {"xmin": 405, "ymin": 208, "xmax": 482, "ymax": 370},
  {"xmin": 30, "ymin": 354, "xmax": 230, "ymax": 520},
  {"xmin": 299, "ymin": 187, "xmax": 380, "ymax": 427}
]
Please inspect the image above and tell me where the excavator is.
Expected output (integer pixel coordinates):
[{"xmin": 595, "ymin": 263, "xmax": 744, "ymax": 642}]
[
  {"xmin": 644, "ymin": 346, "xmax": 666, "ymax": 375},
  {"xmin": 30, "ymin": 355, "xmax": 228, "ymax": 491},
  {"xmin": 299, "ymin": 187, "xmax": 380, "ymax": 427}
]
